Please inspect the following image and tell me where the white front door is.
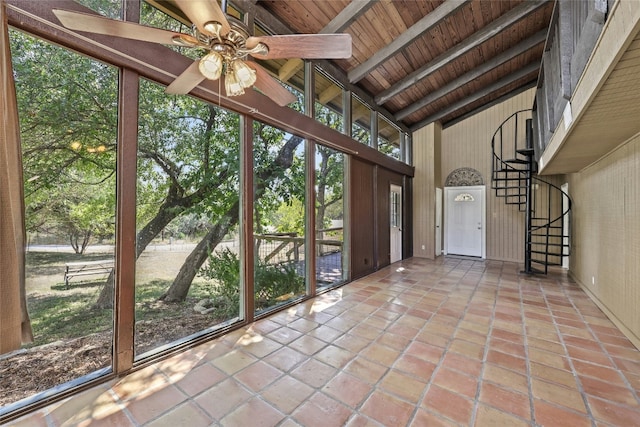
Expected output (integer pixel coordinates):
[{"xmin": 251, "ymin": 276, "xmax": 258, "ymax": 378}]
[
  {"xmin": 445, "ymin": 186, "xmax": 485, "ymax": 258},
  {"xmin": 390, "ymin": 184, "xmax": 402, "ymax": 263}
]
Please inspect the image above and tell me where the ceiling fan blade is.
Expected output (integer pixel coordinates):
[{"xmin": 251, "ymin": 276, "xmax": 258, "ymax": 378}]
[
  {"xmin": 246, "ymin": 34, "xmax": 352, "ymax": 60},
  {"xmin": 165, "ymin": 60, "xmax": 206, "ymax": 95},
  {"xmin": 52, "ymin": 9, "xmax": 199, "ymax": 46},
  {"xmin": 174, "ymin": 0, "xmax": 231, "ymax": 37},
  {"xmin": 247, "ymin": 62, "xmax": 297, "ymax": 107}
]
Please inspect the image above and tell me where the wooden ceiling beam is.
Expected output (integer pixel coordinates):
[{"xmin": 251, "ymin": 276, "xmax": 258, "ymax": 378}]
[
  {"xmin": 396, "ymin": 29, "xmax": 546, "ymax": 121},
  {"xmin": 278, "ymin": 58, "xmax": 304, "ymax": 81},
  {"xmin": 236, "ymin": 0, "xmax": 410, "ymax": 134},
  {"xmin": 321, "ymin": 0, "xmax": 376, "ymax": 34},
  {"xmin": 348, "ymin": 0, "xmax": 468, "ymax": 84},
  {"xmin": 277, "ymin": 0, "xmax": 375, "ymax": 83},
  {"xmin": 376, "ymin": 0, "xmax": 548, "ymax": 105},
  {"xmin": 442, "ymin": 83, "xmax": 536, "ymax": 129},
  {"xmin": 410, "ymin": 61, "xmax": 540, "ymax": 131},
  {"xmin": 318, "ymin": 84, "xmax": 342, "ymax": 105}
]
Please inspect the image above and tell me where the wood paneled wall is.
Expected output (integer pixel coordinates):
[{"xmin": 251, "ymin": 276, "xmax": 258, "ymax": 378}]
[
  {"xmin": 567, "ymin": 132, "xmax": 640, "ymax": 347},
  {"xmin": 440, "ymin": 89, "xmax": 535, "ymax": 262},
  {"xmin": 350, "ymin": 158, "xmax": 376, "ymax": 279},
  {"xmin": 350, "ymin": 157, "xmax": 409, "ymax": 278}
]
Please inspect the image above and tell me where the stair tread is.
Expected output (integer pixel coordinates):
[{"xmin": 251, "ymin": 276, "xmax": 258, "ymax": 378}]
[
  {"xmin": 492, "ymin": 173, "xmax": 527, "ymax": 176},
  {"xmin": 516, "ymin": 148, "xmax": 535, "ymax": 155},
  {"xmin": 504, "ymin": 158, "xmax": 530, "ymax": 164},
  {"xmin": 529, "ymin": 250, "xmax": 565, "ymax": 255}
]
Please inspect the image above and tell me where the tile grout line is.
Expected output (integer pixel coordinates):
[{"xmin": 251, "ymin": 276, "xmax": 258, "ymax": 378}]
[
  {"xmin": 536, "ymin": 277, "xmax": 596, "ymax": 426},
  {"xmin": 558, "ymin": 279, "xmax": 640, "ymax": 408},
  {"xmin": 405, "ymin": 258, "xmax": 484, "ymax": 426},
  {"xmin": 518, "ymin": 273, "xmax": 541, "ymax": 427},
  {"xmin": 469, "ymin": 262, "xmax": 501, "ymax": 426}
]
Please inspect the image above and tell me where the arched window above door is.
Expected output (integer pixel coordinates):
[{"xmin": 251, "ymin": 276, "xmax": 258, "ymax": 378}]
[{"xmin": 445, "ymin": 167, "xmax": 484, "ymax": 187}]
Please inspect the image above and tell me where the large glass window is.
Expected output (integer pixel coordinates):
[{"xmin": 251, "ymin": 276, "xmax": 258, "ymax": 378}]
[
  {"xmin": 351, "ymin": 94, "xmax": 371, "ymax": 145},
  {"xmin": 134, "ymin": 79, "xmax": 242, "ymax": 358},
  {"xmin": 377, "ymin": 114, "xmax": 401, "ymax": 160},
  {"xmin": 253, "ymin": 122, "xmax": 306, "ymax": 315},
  {"xmin": 4, "ymin": 31, "xmax": 117, "ymax": 407},
  {"xmin": 141, "ymin": 1, "xmax": 200, "ymax": 59},
  {"xmin": 315, "ymin": 68, "xmax": 344, "ymax": 132},
  {"xmin": 77, "ymin": 0, "xmax": 122, "ymax": 19},
  {"xmin": 315, "ymin": 146, "xmax": 346, "ymax": 290}
]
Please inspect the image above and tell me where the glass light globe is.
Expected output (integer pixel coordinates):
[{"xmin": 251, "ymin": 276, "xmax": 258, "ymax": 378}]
[
  {"xmin": 198, "ymin": 52, "xmax": 223, "ymax": 80},
  {"xmin": 225, "ymin": 70, "xmax": 244, "ymax": 96},
  {"xmin": 232, "ymin": 60, "xmax": 257, "ymax": 88}
]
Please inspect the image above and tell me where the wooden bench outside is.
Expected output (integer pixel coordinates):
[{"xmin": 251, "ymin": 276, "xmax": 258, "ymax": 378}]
[{"xmin": 64, "ymin": 259, "xmax": 114, "ymax": 287}]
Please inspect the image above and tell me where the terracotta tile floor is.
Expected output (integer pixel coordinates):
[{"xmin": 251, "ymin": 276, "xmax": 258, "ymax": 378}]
[{"xmin": 7, "ymin": 257, "xmax": 640, "ymax": 426}]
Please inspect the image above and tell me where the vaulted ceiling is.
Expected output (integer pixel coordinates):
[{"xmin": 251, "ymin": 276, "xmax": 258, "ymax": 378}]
[{"xmin": 251, "ymin": 0, "xmax": 554, "ymax": 131}]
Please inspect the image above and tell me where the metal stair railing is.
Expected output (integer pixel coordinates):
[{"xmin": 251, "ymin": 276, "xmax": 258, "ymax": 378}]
[
  {"xmin": 491, "ymin": 110, "xmax": 532, "ymax": 212},
  {"xmin": 491, "ymin": 109, "xmax": 572, "ymax": 274},
  {"xmin": 526, "ymin": 175, "xmax": 571, "ymax": 274}
]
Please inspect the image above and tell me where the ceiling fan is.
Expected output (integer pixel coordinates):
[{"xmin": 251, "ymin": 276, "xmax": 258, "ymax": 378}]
[{"xmin": 52, "ymin": 1, "xmax": 352, "ymax": 106}]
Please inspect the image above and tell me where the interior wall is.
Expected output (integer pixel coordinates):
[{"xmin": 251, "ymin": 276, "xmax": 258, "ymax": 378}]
[
  {"xmin": 440, "ymin": 89, "xmax": 535, "ymax": 262},
  {"xmin": 567, "ymin": 132, "xmax": 640, "ymax": 347},
  {"xmin": 412, "ymin": 122, "xmax": 441, "ymax": 259}
]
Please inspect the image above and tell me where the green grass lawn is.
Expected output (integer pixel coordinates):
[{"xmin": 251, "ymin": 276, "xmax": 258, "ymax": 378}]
[{"xmin": 25, "ymin": 251, "xmax": 212, "ymax": 347}]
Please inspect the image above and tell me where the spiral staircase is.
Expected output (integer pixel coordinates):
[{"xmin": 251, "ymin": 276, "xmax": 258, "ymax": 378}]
[{"xmin": 491, "ymin": 110, "xmax": 571, "ymax": 274}]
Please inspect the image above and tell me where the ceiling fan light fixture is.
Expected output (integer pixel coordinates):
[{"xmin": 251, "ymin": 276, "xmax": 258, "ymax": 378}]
[
  {"xmin": 203, "ymin": 21, "xmax": 223, "ymax": 39},
  {"xmin": 172, "ymin": 34, "xmax": 199, "ymax": 47},
  {"xmin": 225, "ymin": 69, "xmax": 245, "ymax": 97},
  {"xmin": 232, "ymin": 60, "xmax": 257, "ymax": 88},
  {"xmin": 198, "ymin": 52, "xmax": 223, "ymax": 80}
]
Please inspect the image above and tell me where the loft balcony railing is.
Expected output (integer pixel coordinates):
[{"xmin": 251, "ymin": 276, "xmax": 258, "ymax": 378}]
[{"xmin": 532, "ymin": 0, "xmax": 609, "ymax": 160}]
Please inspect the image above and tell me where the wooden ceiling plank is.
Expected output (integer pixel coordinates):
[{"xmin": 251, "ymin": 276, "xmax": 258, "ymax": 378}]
[
  {"xmin": 236, "ymin": 0, "xmax": 293, "ymax": 35},
  {"xmin": 348, "ymin": 0, "xmax": 468, "ymax": 84},
  {"xmin": 376, "ymin": 0, "xmax": 548, "ymax": 105},
  {"xmin": 410, "ymin": 61, "xmax": 540, "ymax": 131},
  {"xmin": 396, "ymin": 29, "xmax": 546, "ymax": 120},
  {"xmin": 276, "ymin": 0, "xmax": 375, "ymax": 83}
]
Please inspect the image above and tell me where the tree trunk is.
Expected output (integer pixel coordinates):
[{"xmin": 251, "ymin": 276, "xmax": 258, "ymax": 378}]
[
  {"xmin": 94, "ymin": 133, "xmax": 303, "ymax": 309},
  {"xmin": 159, "ymin": 134, "xmax": 304, "ymax": 302},
  {"xmin": 93, "ymin": 106, "xmax": 223, "ymax": 309},
  {"xmin": 93, "ymin": 195, "xmax": 192, "ymax": 309},
  {"xmin": 159, "ymin": 205, "xmax": 238, "ymax": 302}
]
